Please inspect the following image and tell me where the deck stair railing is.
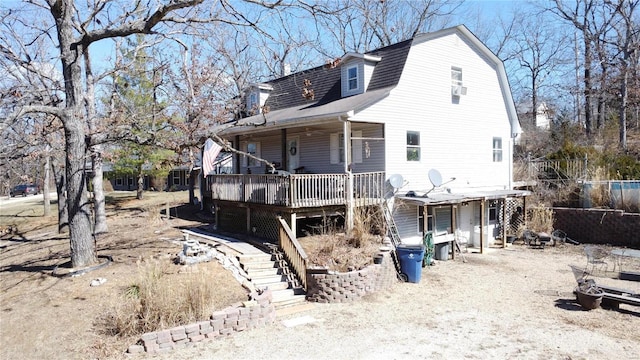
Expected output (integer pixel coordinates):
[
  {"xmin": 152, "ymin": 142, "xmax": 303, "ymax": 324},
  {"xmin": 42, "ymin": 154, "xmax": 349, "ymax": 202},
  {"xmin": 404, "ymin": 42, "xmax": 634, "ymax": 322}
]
[{"xmin": 276, "ymin": 216, "xmax": 308, "ymax": 291}]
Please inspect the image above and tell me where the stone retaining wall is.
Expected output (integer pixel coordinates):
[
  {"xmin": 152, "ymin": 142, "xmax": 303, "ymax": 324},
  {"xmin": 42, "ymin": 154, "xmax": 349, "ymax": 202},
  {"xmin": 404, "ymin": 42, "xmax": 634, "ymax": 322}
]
[
  {"xmin": 306, "ymin": 251, "xmax": 397, "ymax": 303},
  {"xmin": 127, "ymin": 289, "xmax": 275, "ymax": 354},
  {"xmin": 553, "ymin": 207, "xmax": 640, "ymax": 248}
]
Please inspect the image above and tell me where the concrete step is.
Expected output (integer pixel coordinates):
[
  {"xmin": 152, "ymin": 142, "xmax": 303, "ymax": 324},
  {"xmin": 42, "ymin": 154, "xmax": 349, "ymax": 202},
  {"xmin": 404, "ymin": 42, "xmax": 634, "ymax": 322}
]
[
  {"xmin": 252, "ymin": 274, "xmax": 289, "ymax": 285},
  {"xmin": 241, "ymin": 261, "xmax": 278, "ymax": 271},
  {"xmin": 254, "ymin": 280, "xmax": 289, "ymax": 291},
  {"xmin": 272, "ymin": 294, "xmax": 307, "ymax": 309},
  {"xmin": 275, "ymin": 302, "xmax": 315, "ymax": 317},
  {"xmin": 244, "ymin": 267, "xmax": 281, "ymax": 277},
  {"xmin": 237, "ymin": 253, "xmax": 273, "ymax": 263}
]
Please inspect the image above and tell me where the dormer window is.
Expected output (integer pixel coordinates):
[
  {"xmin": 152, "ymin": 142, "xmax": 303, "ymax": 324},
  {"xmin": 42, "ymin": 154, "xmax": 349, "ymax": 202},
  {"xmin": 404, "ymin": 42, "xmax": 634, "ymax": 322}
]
[
  {"xmin": 247, "ymin": 92, "xmax": 258, "ymax": 113},
  {"xmin": 347, "ymin": 66, "xmax": 359, "ymax": 91},
  {"xmin": 340, "ymin": 53, "xmax": 381, "ymax": 98}
]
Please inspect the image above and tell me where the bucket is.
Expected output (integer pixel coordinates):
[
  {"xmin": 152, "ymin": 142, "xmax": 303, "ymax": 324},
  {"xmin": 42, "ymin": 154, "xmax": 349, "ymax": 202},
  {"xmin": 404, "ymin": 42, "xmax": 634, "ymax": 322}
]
[{"xmin": 434, "ymin": 243, "xmax": 449, "ymax": 261}]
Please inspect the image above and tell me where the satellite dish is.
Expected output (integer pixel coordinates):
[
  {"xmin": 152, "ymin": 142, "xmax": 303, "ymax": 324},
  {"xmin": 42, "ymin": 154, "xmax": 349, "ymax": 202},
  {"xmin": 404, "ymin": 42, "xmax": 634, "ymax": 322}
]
[
  {"xmin": 428, "ymin": 169, "xmax": 443, "ymax": 187},
  {"xmin": 389, "ymin": 174, "xmax": 404, "ymax": 189}
]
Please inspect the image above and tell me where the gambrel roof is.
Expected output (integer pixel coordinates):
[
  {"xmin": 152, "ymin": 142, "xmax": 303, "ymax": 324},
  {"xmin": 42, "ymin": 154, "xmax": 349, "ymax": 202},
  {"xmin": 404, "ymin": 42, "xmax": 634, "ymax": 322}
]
[{"xmin": 219, "ymin": 25, "xmax": 520, "ymax": 137}]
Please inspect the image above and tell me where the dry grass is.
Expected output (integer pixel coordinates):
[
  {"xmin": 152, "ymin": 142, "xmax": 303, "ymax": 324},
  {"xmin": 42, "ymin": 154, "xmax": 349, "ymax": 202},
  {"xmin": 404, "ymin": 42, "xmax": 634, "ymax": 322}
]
[
  {"xmin": 526, "ymin": 204, "xmax": 555, "ymax": 234},
  {"xmin": 298, "ymin": 208, "xmax": 384, "ymax": 272},
  {"xmin": 99, "ymin": 259, "xmax": 246, "ymax": 337}
]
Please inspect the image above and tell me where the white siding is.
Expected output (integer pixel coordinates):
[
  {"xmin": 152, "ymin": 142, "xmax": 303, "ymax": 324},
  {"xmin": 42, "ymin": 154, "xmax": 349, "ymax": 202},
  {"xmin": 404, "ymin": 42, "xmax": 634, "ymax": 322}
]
[{"xmin": 351, "ymin": 31, "xmax": 513, "ymax": 193}]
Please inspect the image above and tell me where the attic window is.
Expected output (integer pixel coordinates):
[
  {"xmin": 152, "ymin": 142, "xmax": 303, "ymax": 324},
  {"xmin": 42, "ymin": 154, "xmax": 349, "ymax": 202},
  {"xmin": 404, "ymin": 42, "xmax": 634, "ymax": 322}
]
[
  {"xmin": 493, "ymin": 137, "xmax": 502, "ymax": 162},
  {"xmin": 347, "ymin": 66, "xmax": 358, "ymax": 91},
  {"xmin": 451, "ymin": 67, "xmax": 462, "ymax": 86}
]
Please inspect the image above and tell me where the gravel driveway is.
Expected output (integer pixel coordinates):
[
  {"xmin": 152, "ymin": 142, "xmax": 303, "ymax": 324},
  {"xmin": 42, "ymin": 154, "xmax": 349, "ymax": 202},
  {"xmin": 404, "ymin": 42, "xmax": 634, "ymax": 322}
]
[{"xmin": 148, "ymin": 245, "xmax": 640, "ymax": 360}]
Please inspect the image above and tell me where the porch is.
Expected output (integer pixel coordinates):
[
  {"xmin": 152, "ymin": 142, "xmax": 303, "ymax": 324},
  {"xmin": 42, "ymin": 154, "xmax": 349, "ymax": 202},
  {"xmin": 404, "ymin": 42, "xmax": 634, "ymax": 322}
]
[{"xmin": 205, "ymin": 171, "xmax": 387, "ymax": 209}]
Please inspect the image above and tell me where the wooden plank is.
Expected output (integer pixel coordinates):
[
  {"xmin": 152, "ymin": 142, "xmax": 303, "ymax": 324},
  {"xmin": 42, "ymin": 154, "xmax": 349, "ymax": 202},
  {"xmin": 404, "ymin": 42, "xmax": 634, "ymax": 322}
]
[{"xmin": 602, "ymin": 292, "xmax": 640, "ymax": 307}]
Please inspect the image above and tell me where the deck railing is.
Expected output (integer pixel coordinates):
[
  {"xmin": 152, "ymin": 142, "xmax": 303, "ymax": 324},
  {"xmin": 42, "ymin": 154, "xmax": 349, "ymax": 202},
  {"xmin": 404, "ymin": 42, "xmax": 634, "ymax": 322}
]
[
  {"xmin": 208, "ymin": 171, "xmax": 385, "ymax": 208},
  {"xmin": 277, "ymin": 217, "xmax": 308, "ymax": 291}
]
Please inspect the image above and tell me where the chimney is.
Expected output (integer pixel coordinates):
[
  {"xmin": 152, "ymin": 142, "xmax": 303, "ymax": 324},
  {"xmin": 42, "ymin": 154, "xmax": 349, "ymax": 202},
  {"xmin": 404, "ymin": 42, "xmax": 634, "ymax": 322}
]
[{"xmin": 282, "ymin": 63, "xmax": 291, "ymax": 77}]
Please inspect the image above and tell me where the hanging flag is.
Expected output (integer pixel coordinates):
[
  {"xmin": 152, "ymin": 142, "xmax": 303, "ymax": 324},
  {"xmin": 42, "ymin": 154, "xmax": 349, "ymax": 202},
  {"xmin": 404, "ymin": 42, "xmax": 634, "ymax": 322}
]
[{"xmin": 202, "ymin": 138, "xmax": 222, "ymax": 176}]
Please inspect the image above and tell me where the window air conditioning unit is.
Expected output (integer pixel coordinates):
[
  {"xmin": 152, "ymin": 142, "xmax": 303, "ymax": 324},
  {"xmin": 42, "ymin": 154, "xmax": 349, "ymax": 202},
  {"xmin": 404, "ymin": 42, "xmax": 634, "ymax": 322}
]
[{"xmin": 452, "ymin": 85, "xmax": 467, "ymax": 96}]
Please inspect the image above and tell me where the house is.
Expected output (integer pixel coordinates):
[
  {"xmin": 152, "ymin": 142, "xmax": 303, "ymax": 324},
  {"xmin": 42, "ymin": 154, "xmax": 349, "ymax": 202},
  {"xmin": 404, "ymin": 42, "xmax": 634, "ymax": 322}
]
[
  {"xmin": 517, "ymin": 101, "xmax": 553, "ymax": 130},
  {"xmin": 204, "ymin": 25, "xmax": 530, "ymax": 251}
]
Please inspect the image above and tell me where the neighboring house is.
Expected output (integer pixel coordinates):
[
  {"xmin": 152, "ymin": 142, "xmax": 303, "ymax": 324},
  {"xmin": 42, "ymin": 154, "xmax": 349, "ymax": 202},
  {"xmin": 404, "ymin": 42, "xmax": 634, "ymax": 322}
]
[
  {"xmin": 517, "ymin": 101, "xmax": 553, "ymax": 130},
  {"xmin": 205, "ymin": 25, "xmax": 529, "ymax": 249}
]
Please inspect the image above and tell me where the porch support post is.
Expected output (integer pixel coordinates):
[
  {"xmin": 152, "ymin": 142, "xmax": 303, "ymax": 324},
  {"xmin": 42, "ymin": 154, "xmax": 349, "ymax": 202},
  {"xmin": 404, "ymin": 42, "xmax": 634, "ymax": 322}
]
[
  {"xmin": 290, "ymin": 212, "xmax": 297, "ymax": 238},
  {"xmin": 451, "ymin": 205, "xmax": 457, "ymax": 260},
  {"xmin": 480, "ymin": 200, "xmax": 485, "ymax": 254},
  {"xmin": 523, "ymin": 196, "xmax": 527, "ymax": 229},
  {"xmin": 343, "ymin": 118, "xmax": 354, "ymax": 233},
  {"xmin": 246, "ymin": 207, "xmax": 251, "ymax": 235},
  {"xmin": 502, "ymin": 199, "xmax": 507, "ymax": 248},
  {"xmin": 234, "ymin": 135, "xmax": 241, "ymax": 174},
  {"xmin": 281, "ymin": 129, "xmax": 287, "ymax": 171}
]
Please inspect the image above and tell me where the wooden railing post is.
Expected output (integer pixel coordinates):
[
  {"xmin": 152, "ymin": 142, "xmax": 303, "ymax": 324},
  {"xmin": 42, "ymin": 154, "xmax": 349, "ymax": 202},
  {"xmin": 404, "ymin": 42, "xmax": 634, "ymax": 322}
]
[{"xmin": 277, "ymin": 216, "xmax": 308, "ymax": 291}]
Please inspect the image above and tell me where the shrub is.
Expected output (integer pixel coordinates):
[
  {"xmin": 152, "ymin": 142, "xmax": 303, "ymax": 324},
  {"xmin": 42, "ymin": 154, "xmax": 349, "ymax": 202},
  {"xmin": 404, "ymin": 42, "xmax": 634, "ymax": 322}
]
[{"xmin": 526, "ymin": 205, "xmax": 555, "ymax": 234}]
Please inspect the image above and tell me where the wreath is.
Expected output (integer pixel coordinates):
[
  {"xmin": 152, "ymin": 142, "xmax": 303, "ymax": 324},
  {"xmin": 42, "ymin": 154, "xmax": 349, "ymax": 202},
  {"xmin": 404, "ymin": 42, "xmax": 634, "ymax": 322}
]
[{"xmin": 289, "ymin": 146, "xmax": 297, "ymax": 155}]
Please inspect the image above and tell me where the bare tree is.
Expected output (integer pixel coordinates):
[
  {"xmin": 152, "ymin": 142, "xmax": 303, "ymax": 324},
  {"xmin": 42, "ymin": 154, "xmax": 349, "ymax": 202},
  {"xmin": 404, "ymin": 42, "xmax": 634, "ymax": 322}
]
[
  {"xmin": 607, "ymin": 0, "xmax": 640, "ymax": 150},
  {"xmin": 551, "ymin": 0, "xmax": 600, "ymax": 138},
  {"xmin": 1, "ymin": 0, "xmax": 297, "ymax": 268},
  {"xmin": 511, "ymin": 13, "xmax": 571, "ymax": 129}
]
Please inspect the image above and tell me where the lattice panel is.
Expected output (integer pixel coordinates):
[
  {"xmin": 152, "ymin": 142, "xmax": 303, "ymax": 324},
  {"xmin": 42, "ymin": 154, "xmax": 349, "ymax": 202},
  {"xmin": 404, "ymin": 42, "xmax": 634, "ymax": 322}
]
[
  {"xmin": 250, "ymin": 209, "xmax": 279, "ymax": 242},
  {"xmin": 217, "ymin": 206, "xmax": 246, "ymax": 233},
  {"xmin": 505, "ymin": 198, "xmax": 525, "ymax": 234}
]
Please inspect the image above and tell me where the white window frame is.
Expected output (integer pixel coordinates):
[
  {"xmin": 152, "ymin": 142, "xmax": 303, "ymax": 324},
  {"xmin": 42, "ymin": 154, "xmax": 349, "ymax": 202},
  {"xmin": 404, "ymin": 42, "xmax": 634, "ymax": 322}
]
[
  {"xmin": 493, "ymin": 137, "xmax": 502, "ymax": 162},
  {"xmin": 173, "ymin": 171, "xmax": 181, "ymax": 185},
  {"xmin": 115, "ymin": 177, "xmax": 123, "ymax": 186},
  {"xmin": 330, "ymin": 131, "xmax": 363, "ymax": 165},
  {"xmin": 406, "ymin": 131, "xmax": 420, "ymax": 162},
  {"xmin": 347, "ymin": 66, "xmax": 359, "ymax": 91},
  {"xmin": 241, "ymin": 141, "xmax": 261, "ymax": 167}
]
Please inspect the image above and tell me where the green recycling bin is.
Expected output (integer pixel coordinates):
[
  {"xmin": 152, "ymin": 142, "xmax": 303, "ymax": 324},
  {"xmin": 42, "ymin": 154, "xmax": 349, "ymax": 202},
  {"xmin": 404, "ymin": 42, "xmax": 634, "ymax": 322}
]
[{"xmin": 396, "ymin": 244, "xmax": 425, "ymax": 283}]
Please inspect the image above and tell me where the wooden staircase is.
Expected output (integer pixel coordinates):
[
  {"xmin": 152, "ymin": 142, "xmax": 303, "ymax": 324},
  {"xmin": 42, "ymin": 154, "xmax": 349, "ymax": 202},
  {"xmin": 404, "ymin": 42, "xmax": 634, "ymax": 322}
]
[
  {"xmin": 181, "ymin": 229, "xmax": 309, "ymax": 314},
  {"xmin": 236, "ymin": 246, "xmax": 307, "ymax": 312}
]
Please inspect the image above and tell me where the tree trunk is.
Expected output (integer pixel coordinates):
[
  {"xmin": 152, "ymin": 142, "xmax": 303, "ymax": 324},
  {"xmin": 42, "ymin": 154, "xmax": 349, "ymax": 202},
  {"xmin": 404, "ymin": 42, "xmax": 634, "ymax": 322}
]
[
  {"xmin": 52, "ymin": 157, "xmax": 68, "ymax": 233},
  {"xmin": 43, "ymin": 153, "xmax": 51, "ymax": 217},
  {"xmin": 91, "ymin": 148, "xmax": 108, "ymax": 233},
  {"xmin": 188, "ymin": 169, "xmax": 198, "ymax": 205},
  {"xmin": 583, "ymin": 35, "xmax": 593, "ymax": 137},
  {"xmin": 619, "ymin": 62, "xmax": 628, "ymax": 150},
  {"xmin": 84, "ymin": 47, "xmax": 108, "ymax": 234},
  {"xmin": 53, "ymin": 2, "xmax": 96, "ymax": 268},
  {"xmin": 137, "ymin": 172, "xmax": 144, "ymax": 200}
]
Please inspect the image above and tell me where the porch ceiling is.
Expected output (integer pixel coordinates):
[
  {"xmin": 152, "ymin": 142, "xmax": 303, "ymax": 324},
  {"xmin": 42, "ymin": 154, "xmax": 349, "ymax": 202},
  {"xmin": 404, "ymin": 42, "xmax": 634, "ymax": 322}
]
[{"xmin": 396, "ymin": 189, "xmax": 531, "ymax": 206}]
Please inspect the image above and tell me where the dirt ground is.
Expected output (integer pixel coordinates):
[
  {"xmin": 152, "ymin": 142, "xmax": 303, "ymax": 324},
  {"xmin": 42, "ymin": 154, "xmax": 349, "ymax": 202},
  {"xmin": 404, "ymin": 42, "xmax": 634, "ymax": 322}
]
[{"xmin": 1, "ymin": 192, "xmax": 639, "ymax": 359}]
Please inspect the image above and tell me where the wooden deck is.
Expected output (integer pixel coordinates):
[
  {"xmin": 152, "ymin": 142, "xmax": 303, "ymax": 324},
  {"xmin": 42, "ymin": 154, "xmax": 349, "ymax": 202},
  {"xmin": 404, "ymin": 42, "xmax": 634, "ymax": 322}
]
[{"xmin": 206, "ymin": 171, "xmax": 386, "ymax": 208}]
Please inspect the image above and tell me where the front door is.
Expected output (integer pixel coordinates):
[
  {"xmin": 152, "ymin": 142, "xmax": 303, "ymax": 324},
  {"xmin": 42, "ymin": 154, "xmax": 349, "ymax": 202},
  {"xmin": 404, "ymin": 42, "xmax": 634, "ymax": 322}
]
[{"xmin": 287, "ymin": 136, "xmax": 299, "ymax": 173}]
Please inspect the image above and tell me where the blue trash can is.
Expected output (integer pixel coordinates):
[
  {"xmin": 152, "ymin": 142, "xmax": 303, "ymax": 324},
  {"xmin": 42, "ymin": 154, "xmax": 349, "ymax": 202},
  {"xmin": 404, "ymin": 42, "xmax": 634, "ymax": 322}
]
[{"xmin": 396, "ymin": 244, "xmax": 425, "ymax": 283}]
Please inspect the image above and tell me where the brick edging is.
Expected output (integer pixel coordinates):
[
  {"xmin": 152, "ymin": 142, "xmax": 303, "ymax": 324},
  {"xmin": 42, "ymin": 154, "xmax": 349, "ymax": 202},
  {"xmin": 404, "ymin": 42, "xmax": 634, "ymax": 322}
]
[
  {"xmin": 127, "ymin": 289, "xmax": 275, "ymax": 354},
  {"xmin": 305, "ymin": 251, "xmax": 397, "ymax": 303}
]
